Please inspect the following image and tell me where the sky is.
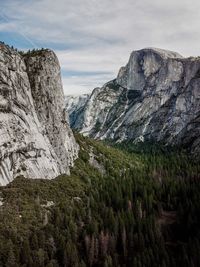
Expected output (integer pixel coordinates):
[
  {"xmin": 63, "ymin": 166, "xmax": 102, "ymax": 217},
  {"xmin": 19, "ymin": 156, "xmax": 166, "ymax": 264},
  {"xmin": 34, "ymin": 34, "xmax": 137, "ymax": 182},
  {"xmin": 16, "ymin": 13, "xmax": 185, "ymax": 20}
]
[{"xmin": 1, "ymin": 0, "xmax": 200, "ymax": 95}]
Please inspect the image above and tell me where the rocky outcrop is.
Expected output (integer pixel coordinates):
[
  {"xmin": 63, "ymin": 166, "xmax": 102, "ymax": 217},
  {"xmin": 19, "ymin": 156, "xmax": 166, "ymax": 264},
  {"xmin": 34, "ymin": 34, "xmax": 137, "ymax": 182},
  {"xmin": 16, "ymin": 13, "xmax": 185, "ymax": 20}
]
[
  {"xmin": 68, "ymin": 48, "xmax": 200, "ymax": 154},
  {"xmin": 0, "ymin": 43, "xmax": 78, "ymax": 186}
]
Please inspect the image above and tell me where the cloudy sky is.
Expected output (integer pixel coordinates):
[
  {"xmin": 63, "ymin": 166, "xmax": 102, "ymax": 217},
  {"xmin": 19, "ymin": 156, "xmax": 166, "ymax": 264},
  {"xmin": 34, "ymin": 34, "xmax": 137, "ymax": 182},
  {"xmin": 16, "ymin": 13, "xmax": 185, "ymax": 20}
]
[{"xmin": 1, "ymin": 0, "xmax": 200, "ymax": 95}]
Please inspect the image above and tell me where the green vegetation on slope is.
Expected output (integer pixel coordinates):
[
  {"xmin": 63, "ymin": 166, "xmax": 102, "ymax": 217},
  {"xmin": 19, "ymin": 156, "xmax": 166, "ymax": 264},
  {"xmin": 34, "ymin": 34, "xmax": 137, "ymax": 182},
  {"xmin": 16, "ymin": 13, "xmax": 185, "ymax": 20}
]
[
  {"xmin": 0, "ymin": 134, "xmax": 200, "ymax": 267},
  {"xmin": 19, "ymin": 48, "xmax": 50, "ymax": 57}
]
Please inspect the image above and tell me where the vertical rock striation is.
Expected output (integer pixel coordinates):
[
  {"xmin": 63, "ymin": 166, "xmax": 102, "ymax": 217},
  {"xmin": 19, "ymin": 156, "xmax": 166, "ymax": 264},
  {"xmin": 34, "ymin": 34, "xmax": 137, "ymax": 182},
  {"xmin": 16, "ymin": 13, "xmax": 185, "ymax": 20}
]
[{"xmin": 0, "ymin": 43, "xmax": 78, "ymax": 186}]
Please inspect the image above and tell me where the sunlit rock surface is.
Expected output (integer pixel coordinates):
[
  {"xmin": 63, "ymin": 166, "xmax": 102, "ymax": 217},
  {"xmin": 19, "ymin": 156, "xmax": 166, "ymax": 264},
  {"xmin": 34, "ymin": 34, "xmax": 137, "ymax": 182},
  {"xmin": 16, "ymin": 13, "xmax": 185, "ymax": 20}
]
[{"xmin": 0, "ymin": 43, "xmax": 78, "ymax": 186}]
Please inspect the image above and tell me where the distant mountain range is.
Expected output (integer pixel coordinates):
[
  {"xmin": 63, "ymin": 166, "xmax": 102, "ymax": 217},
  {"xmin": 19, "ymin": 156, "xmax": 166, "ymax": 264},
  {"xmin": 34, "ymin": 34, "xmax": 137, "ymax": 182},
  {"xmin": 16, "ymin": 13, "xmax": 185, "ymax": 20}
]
[{"xmin": 65, "ymin": 94, "xmax": 89, "ymax": 126}]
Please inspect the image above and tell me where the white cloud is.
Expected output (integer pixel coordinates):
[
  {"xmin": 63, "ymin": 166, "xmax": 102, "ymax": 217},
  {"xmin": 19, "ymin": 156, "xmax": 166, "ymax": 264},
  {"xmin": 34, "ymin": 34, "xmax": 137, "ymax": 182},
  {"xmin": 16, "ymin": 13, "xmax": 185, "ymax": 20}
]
[
  {"xmin": 1, "ymin": 0, "xmax": 200, "ymax": 94},
  {"xmin": 57, "ymin": 47, "xmax": 129, "ymax": 74},
  {"xmin": 62, "ymin": 73, "xmax": 114, "ymax": 95}
]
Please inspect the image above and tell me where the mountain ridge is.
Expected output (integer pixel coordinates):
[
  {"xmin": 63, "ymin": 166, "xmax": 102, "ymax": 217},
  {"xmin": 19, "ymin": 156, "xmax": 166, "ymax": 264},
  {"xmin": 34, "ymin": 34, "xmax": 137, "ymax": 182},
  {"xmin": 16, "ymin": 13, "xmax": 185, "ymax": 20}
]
[{"xmin": 65, "ymin": 47, "xmax": 200, "ymax": 154}]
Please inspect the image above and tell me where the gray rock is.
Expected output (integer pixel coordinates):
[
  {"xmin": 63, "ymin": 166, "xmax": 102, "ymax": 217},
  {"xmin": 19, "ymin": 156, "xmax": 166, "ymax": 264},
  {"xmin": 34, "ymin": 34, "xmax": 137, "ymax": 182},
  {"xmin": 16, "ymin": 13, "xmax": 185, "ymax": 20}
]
[
  {"xmin": 70, "ymin": 48, "xmax": 200, "ymax": 154},
  {"xmin": 0, "ymin": 43, "xmax": 78, "ymax": 186},
  {"xmin": 65, "ymin": 94, "xmax": 89, "ymax": 126}
]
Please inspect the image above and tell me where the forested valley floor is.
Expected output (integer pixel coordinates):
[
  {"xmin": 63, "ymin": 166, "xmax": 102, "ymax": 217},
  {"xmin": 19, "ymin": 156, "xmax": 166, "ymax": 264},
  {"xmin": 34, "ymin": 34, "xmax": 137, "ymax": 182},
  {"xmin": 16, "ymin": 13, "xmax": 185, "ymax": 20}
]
[{"xmin": 0, "ymin": 134, "xmax": 200, "ymax": 267}]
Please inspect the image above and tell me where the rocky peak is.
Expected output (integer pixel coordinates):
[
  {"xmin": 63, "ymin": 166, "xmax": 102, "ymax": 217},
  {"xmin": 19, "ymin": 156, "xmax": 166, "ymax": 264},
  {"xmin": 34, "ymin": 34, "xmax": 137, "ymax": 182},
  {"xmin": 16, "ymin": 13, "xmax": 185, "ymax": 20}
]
[
  {"xmin": 66, "ymin": 47, "xmax": 200, "ymax": 154},
  {"xmin": 116, "ymin": 47, "xmax": 184, "ymax": 91},
  {"xmin": 0, "ymin": 44, "xmax": 78, "ymax": 186},
  {"xmin": 134, "ymin": 47, "xmax": 183, "ymax": 58}
]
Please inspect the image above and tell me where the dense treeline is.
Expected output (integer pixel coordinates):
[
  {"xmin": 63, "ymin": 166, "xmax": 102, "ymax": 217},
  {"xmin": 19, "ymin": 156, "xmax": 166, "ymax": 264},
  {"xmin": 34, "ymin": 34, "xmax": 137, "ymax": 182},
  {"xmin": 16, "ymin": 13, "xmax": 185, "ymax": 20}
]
[
  {"xmin": 0, "ymin": 134, "xmax": 200, "ymax": 266},
  {"xmin": 0, "ymin": 41, "xmax": 48, "ymax": 56}
]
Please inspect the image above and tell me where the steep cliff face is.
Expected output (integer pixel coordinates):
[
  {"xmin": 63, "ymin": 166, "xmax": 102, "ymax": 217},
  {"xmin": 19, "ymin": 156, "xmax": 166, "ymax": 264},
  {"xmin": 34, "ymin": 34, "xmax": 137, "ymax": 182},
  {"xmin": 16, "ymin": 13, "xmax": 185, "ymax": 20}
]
[
  {"xmin": 0, "ymin": 43, "xmax": 78, "ymax": 186},
  {"xmin": 67, "ymin": 48, "xmax": 200, "ymax": 153}
]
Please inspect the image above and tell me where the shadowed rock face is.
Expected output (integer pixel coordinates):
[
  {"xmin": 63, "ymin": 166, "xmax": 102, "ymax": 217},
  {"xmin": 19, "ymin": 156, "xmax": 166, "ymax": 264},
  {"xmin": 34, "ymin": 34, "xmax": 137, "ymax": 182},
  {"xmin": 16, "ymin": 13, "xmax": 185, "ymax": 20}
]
[
  {"xmin": 0, "ymin": 43, "xmax": 78, "ymax": 186},
  {"xmin": 66, "ymin": 48, "xmax": 200, "ymax": 154}
]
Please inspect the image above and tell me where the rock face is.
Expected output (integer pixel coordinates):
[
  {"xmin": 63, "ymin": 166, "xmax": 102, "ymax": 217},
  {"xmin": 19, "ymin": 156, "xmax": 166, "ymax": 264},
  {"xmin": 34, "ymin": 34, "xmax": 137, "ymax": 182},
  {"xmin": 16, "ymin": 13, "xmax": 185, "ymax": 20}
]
[
  {"xmin": 65, "ymin": 94, "xmax": 89, "ymax": 126},
  {"xmin": 0, "ymin": 43, "xmax": 78, "ymax": 186},
  {"xmin": 68, "ymin": 48, "xmax": 200, "ymax": 153}
]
